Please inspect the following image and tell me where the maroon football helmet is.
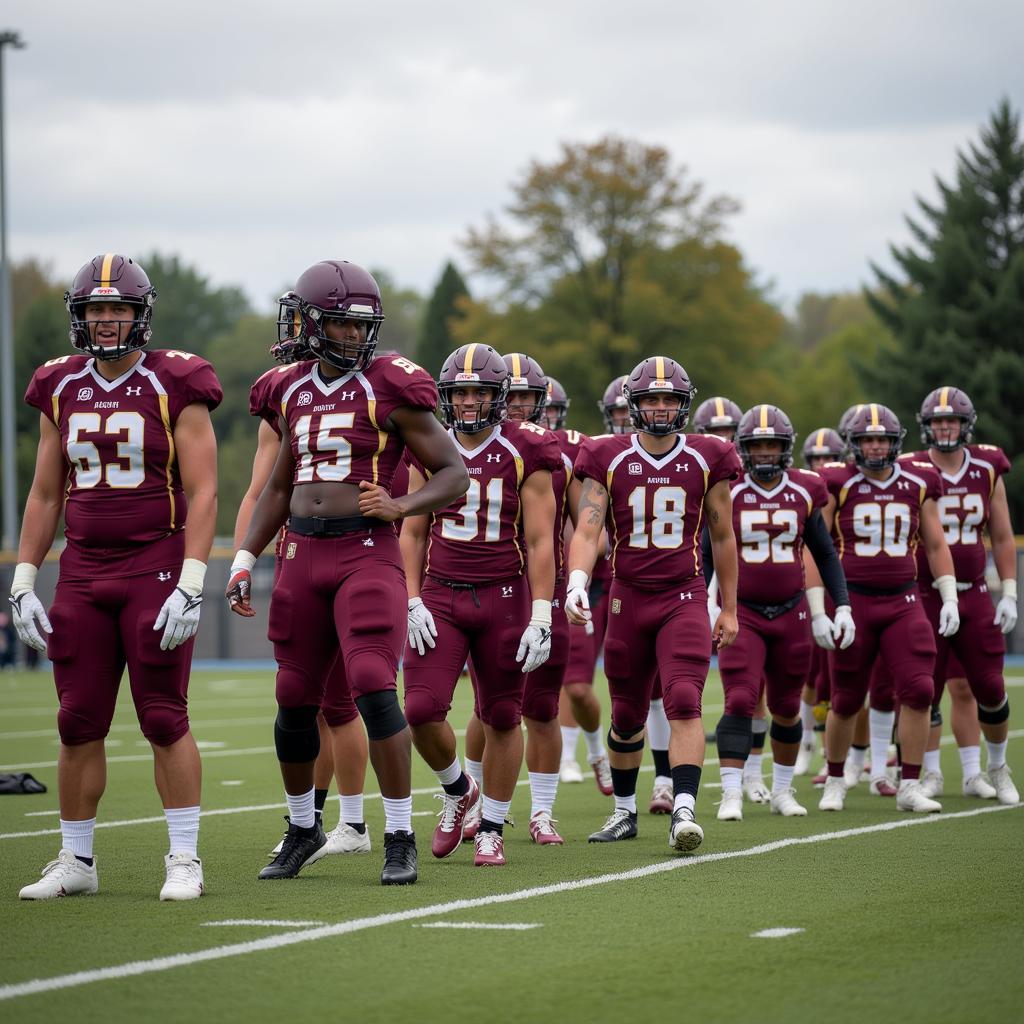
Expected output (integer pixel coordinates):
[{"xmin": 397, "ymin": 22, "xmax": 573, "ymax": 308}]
[
  {"xmin": 623, "ymin": 357, "xmax": 695, "ymax": 435},
  {"xmin": 279, "ymin": 261, "xmax": 384, "ymax": 373},
  {"xmin": 736, "ymin": 405, "xmax": 796, "ymax": 482},
  {"xmin": 847, "ymin": 404, "xmax": 905, "ymax": 470},
  {"xmin": 438, "ymin": 343, "xmax": 510, "ymax": 434},
  {"xmin": 598, "ymin": 375, "xmax": 631, "ymax": 434},
  {"xmin": 545, "ymin": 376, "xmax": 570, "ymax": 430},
  {"xmin": 802, "ymin": 427, "xmax": 844, "ymax": 466},
  {"xmin": 502, "ymin": 352, "xmax": 548, "ymax": 424},
  {"xmin": 918, "ymin": 386, "xmax": 976, "ymax": 452},
  {"xmin": 692, "ymin": 396, "xmax": 742, "ymax": 438},
  {"xmin": 65, "ymin": 254, "xmax": 156, "ymax": 360}
]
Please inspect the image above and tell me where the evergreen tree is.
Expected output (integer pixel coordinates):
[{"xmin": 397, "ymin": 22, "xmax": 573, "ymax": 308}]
[
  {"xmin": 865, "ymin": 98, "xmax": 1024, "ymax": 519},
  {"xmin": 416, "ymin": 261, "xmax": 470, "ymax": 375}
]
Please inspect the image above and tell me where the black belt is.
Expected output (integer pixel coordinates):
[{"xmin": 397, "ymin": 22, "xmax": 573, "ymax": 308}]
[
  {"xmin": 289, "ymin": 515, "xmax": 383, "ymax": 537},
  {"xmin": 429, "ymin": 576, "xmax": 482, "ymax": 608},
  {"xmin": 847, "ymin": 580, "xmax": 915, "ymax": 597},
  {"xmin": 740, "ymin": 590, "xmax": 805, "ymax": 621}
]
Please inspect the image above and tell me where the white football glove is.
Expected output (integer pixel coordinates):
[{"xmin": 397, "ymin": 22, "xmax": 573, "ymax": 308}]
[
  {"xmin": 832, "ymin": 605, "xmax": 856, "ymax": 650},
  {"xmin": 811, "ymin": 613, "xmax": 835, "ymax": 651},
  {"xmin": 9, "ymin": 590, "xmax": 52, "ymax": 652},
  {"xmin": 407, "ymin": 597, "xmax": 438, "ymax": 656},
  {"xmin": 517, "ymin": 599, "xmax": 552, "ymax": 674},
  {"xmin": 938, "ymin": 600, "xmax": 960, "ymax": 638},
  {"xmin": 994, "ymin": 596, "xmax": 1018, "ymax": 635},
  {"xmin": 155, "ymin": 587, "xmax": 203, "ymax": 651},
  {"xmin": 565, "ymin": 569, "xmax": 591, "ymax": 626}
]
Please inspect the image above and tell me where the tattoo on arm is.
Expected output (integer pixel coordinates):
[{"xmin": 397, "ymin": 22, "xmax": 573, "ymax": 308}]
[
  {"xmin": 579, "ymin": 479, "xmax": 608, "ymax": 528},
  {"xmin": 707, "ymin": 507, "xmax": 719, "ymax": 524}
]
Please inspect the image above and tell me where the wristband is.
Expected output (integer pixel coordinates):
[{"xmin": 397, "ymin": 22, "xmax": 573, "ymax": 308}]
[
  {"xmin": 806, "ymin": 586, "xmax": 826, "ymax": 618},
  {"xmin": 177, "ymin": 558, "xmax": 207, "ymax": 597},
  {"xmin": 1002, "ymin": 579, "xmax": 1017, "ymax": 602},
  {"xmin": 530, "ymin": 599, "xmax": 553, "ymax": 628},
  {"xmin": 934, "ymin": 575, "xmax": 958, "ymax": 605},
  {"xmin": 11, "ymin": 562, "xmax": 38, "ymax": 596},
  {"xmin": 567, "ymin": 569, "xmax": 589, "ymax": 593},
  {"xmin": 230, "ymin": 550, "xmax": 257, "ymax": 576}
]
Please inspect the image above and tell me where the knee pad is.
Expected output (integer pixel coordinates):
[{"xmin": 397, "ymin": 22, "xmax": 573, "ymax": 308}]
[
  {"xmin": 769, "ymin": 719, "xmax": 803, "ymax": 745},
  {"xmin": 274, "ymin": 704, "xmax": 321, "ymax": 763},
  {"xmin": 56, "ymin": 707, "xmax": 107, "ymax": 746},
  {"xmin": 898, "ymin": 674, "xmax": 934, "ymax": 712},
  {"xmin": 930, "ymin": 704, "xmax": 943, "ymax": 728},
  {"xmin": 716, "ymin": 714, "xmax": 753, "ymax": 761},
  {"xmin": 609, "ymin": 695, "xmax": 647, "ymax": 738},
  {"xmin": 978, "ymin": 697, "xmax": 1010, "ymax": 725},
  {"xmin": 403, "ymin": 688, "xmax": 447, "ymax": 728},
  {"xmin": 139, "ymin": 701, "xmax": 189, "ymax": 747},
  {"xmin": 347, "ymin": 651, "xmax": 397, "ymax": 699},
  {"xmin": 481, "ymin": 698, "xmax": 522, "ymax": 732},
  {"xmin": 355, "ymin": 689, "xmax": 407, "ymax": 740},
  {"xmin": 522, "ymin": 686, "xmax": 560, "ymax": 724},
  {"xmin": 275, "ymin": 667, "xmax": 320, "ymax": 709},
  {"xmin": 608, "ymin": 723, "xmax": 646, "ymax": 754}
]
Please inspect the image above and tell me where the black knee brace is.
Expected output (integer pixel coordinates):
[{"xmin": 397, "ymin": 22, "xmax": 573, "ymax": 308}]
[
  {"xmin": 930, "ymin": 704, "xmax": 943, "ymax": 728},
  {"xmin": 978, "ymin": 698, "xmax": 1010, "ymax": 726},
  {"xmin": 716, "ymin": 714, "xmax": 753, "ymax": 761},
  {"xmin": 274, "ymin": 705, "xmax": 320, "ymax": 763},
  {"xmin": 769, "ymin": 719, "xmax": 804, "ymax": 745},
  {"xmin": 608, "ymin": 724, "xmax": 645, "ymax": 754},
  {"xmin": 356, "ymin": 689, "xmax": 407, "ymax": 740}
]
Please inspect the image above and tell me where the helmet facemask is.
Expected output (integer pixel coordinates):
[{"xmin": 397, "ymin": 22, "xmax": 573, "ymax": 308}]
[
  {"xmin": 439, "ymin": 381, "xmax": 508, "ymax": 434},
  {"xmin": 626, "ymin": 385, "xmax": 692, "ymax": 435},
  {"xmin": 919, "ymin": 414, "xmax": 974, "ymax": 453},
  {"xmin": 66, "ymin": 293, "xmax": 155, "ymax": 361},
  {"xmin": 740, "ymin": 436, "xmax": 793, "ymax": 482},
  {"xmin": 851, "ymin": 428, "xmax": 904, "ymax": 471}
]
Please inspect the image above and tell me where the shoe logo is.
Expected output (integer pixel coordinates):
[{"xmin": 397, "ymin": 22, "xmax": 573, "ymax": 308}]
[{"xmin": 158, "ymin": 571, "xmax": 172, "ymax": 582}]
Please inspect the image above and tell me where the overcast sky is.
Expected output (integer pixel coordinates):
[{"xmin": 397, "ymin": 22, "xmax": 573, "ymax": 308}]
[{"xmin": 3, "ymin": 1, "xmax": 1022, "ymax": 312}]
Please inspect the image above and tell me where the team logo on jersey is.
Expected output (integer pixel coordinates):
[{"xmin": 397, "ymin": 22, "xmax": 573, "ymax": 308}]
[
  {"xmin": 487, "ymin": 453, "xmax": 502, "ymax": 463},
  {"xmin": 799, "ymin": 611, "xmax": 807, "ymax": 620},
  {"xmin": 126, "ymin": 386, "xmax": 142, "ymax": 396},
  {"xmin": 157, "ymin": 571, "xmax": 172, "ymax": 582},
  {"xmin": 905, "ymin": 593, "xmax": 916, "ymax": 603},
  {"xmin": 286, "ymin": 542, "xmax": 297, "ymax": 560},
  {"xmin": 297, "ymin": 391, "xmax": 313, "ymax": 407},
  {"xmin": 744, "ymin": 493, "xmax": 757, "ymax": 503},
  {"xmin": 897, "ymin": 480, "xmax": 910, "ymax": 490},
  {"xmin": 675, "ymin": 463, "xmax": 689, "ymax": 473},
  {"xmin": 77, "ymin": 387, "xmax": 94, "ymax": 401},
  {"xmin": 502, "ymin": 585, "xmax": 514, "ymax": 597},
  {"xmin": 858, "ymin": 484, "xmax": 871, "ymax": 493},
  {"xmin": 628, "ymin": 462, "xmax": 642, "ymax": 475},
  {"xmin": 611, "ymin": 598, "xmax": 621, "ymax": 615},
  {"xmin": 970, "ymin": 469, "xmax": 981, "ymax": 479},
  {"xmin": 784, "ymin": 492, "xmax": 797, "ymax": 502}
]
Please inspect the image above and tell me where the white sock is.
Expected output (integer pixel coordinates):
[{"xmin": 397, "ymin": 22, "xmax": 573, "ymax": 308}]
[
  {"xmin": 673, "ymin": 792, "xmax": 695, "ymax": 814},
  {"xmin": 772, "ymin": 763, "xmax": 795, "ymax": 794},
  {"xmin": 464, "ymin": 757, "xmax": 484, "ymax": 788},
  {"xmin": 60, "ymin": 817, "xmax": 96, "ymax": 860},
  {"xmin": 744, "ymin": 754, "xmax": 763, "ymax": 780},
  {"xmin": 959, "ymin": 744, "xmax": 982, "ymax": 779},
  {"xmin": 583, "ymin": 728, "xmax": 606, "ymax": 761},
  {"xmin": 286, "ymin": 788, "xmax": 315, "ymax": 829},
  {"xmin": 655, "ymin": 774, "xmax": 672, "ymax": 788},
  {"xmin": 164, "ymin": 805, "xmax": 200, "ymax": 858},
  {"xmin": 382, "ymin": 796, "xmax": 413, "ymax": 834},
  {"xmin": 614, "ymin": 792, "xmax": 637, "ymax": 814},
  {"xmin": 529, "ymin": 771, "xmax": 559, "ymax": 816},
  {"xmin": 847, "ymin": 746, "xmax": 866, "ymax": 772},
  {"xmin": 986, "ymin": 739, "xmax": 1008, "ymax": 770},
  {"xmin": 923, "ymin": 749, "xmax": 941, "ymax": 775},
  {"xmin": 646, "ymin": 700, "xmax": 671, "ymax": 750},
  {"xmin": 435, "ymin": 757, "xmax": 463, "ymax": 788},
  {"xmin": 869, "ymin": 708, "xmax": 895, "ymax": 780},
  {"xmin": 799, "ymin": 700, "xmax": 816, "ymax": 738},
  {"xmin": 720, "ymin": 765, "xmax": 743, "ymax": 793},
  {"xmin": 339, "ymin": 793, "xmax": 364, "ymax": 826},
  {"xmin": 560, "ymin": 727, "xmax": 580, "ymax": 761},
  {"xmin": 482, "ymin": 794, "xmax": 512, "ymax": 825}
]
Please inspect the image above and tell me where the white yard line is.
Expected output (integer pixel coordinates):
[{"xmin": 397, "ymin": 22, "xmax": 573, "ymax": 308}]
[
  {"xmin": 413, "ymin": 922, "xmax": 542, "ymax": 931},
  {"xmin": 0, "ymin": 717, "xmax": 274, "ymax": 741},
  {"xmin": 752, "ymin": 927, "xmax": 805, "ymax": 938},
  {"xmin": 0, "ymin": 802, "xmax": 1018, "ymax": 1003},
  {"xmin": 200, "ymin": 920, "xmax": 325, "ymax": 929},
  {"xmin": 0, "ymin": 747, "xmax": 277, "ymax": 772}
]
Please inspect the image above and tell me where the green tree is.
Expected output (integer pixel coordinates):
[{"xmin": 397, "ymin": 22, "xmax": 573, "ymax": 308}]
[
  {"xmin": 371, "ymin": 268, "xmax": 424, "ymax": 357},
  {"xmin": 416, "ymin": 262, "xmax": 470, "ymax": 375},
  {"xmin": 865, "ymin": 98, "xmax": 1024, "ymax": 520}
]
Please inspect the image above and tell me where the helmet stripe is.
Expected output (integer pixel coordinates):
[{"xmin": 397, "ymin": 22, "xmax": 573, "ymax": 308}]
[
  {"xmin": 940, "ymin": 385, "xmax": 950, "ymax": 407},
  {"xmin": 870, "ymin": 404, "xmax": 879, "ymax": 428},
  {"xmin": 512, "ymin": 353, "xmax": 522, "ymax": 378},
  {"xmin": 816, "ymin": 428, "xmax": 825, "ymax": 448},
  {"xmin": 655, "ymin": 356, "xmax": 665, "ymax": 380},
  {"xmin": 714, "ymin": 397, "xmax": 724, "ymax": 418},
  {"xmin": 100, "ymin": 253, "xmax": 115, "ymax": 289},
  {"xmin": 463, "ymin": 344, "xmax": 478, "ymax": 375},
  {"xmin": 759, "ymin": 404, "xmax": 769, "ymax": 429}
]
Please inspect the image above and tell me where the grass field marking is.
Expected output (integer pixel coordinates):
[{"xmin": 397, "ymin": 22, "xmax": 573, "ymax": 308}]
[
  {"xmin": 413, "ymin": 923, "xmax": 542, "ymax": 931},
  {"xmin": 0, "ymin": 746, "xmax": 278, "ymax": 772},
  {"xmin": 1, "ymin": 697, "xmax": 277, "ymax": 718},
  {"xmin": 0, "ymin": 716, "xmax": 274, "ymax": 741},
  {"xmin": 200, "ymin": 920, "xmax": 326, "ymax": 929},
  {"xmin": 0, "ymin": 802, "xmax": 1019, "ymax": 1004},
  {"xmin": 23, "ymin": 811, "xmax": 59, "ymax": 818},
  {"xmin": 751, "ymin": 927, "xmax": 805, "ymax": 938}
]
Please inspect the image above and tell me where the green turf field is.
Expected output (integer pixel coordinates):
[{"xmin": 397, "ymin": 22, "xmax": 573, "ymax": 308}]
[{"xmin": 1, "ymin": 666, "xmax": 1022, "ymax": 1023}]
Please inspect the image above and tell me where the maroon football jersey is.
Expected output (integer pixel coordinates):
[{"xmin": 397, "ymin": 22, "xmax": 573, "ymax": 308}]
[
  {"xmin": 732, "ymin": 469, "xmax": 828, "ymax": 603},
  {"xmin": 414, "ymin": 421, "xmax": 562, "ymax": 583},
  {"xmin": 249, "ymin": 360, "xmax": 313, "ymax": 438},
  {"xmin": 24, "ymin": 350, "xmax": 222, "ymax": 578},
  {"xmin": 557, "ymin": 428, "xmax": 611, "ymax": 582},
  {"xmin": 822, "ymin": 461, "xmax": 941, "ymax": 588},
  {"xmin": 277, "ymin": 355, "xmax": 436, "ymax": 495},
  {"xmin": 573, "ymin": 432, "xmax": 741, "ymax": 588},
  {"xmin": 900, "ymin": 445, "xmax": 1011, "ymax": 584}
]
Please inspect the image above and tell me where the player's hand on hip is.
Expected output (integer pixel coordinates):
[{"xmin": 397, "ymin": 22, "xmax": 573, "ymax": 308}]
[
  {"xmin": 831, "ymin": 605, "xmax": 856, "ymax": 649},
  {"xmin": 154, "ymin": 587, "xmax": 203, "ymax": 651},
  {"xmin": 407, "ymin": 597, "xmax": 438, "ymax": 656},
  {"xmin": 938, "ymin": 600, "xmax": 960, "ymax": 638},
  {"xmin": 713, "ymin": 608, "xmax": 739, "ymax": 650},
  {"xmin": 358, "ymin": 481, "xmax": 403, "ymax": 522},
  {"xmin": 9, "ymin": 590, "xmax": 52, "ymax": 653}
]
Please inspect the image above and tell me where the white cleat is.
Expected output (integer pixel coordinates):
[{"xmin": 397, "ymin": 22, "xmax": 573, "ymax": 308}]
[
  {"xmin": 770, "ymin": 788, "xmax": 808, "ymax": 817},
  {"xmin": 717, "ymin": 788, "xmax": 744, "ymax": 821},
  {"xmin": 669, "ymin": 807, "xmax": 704, "ymax": 853},
  {"xmin": 919, "ymin": 770, "xmax": 944, "ymax": 799},
  {"xmin": 160, "ymin": 853, "xmax": 204, "ymax": 901},
  {"xmin": 19, "ymin": 850, "xmax": 98, "ymax": 900},
  {"xmin": 743, "ymin": 776, "xmax": 771, "ymax": 804},
  {"xmin": 323, "ymin": 822, "xmax": 371, "ymax": 854},
  {"xmin": 794, "ymin": 740, "xmax": 816, "ymax": 777},
  {"xmin": 818, "ymin": 776, "xmax": 847, "ymax": 812},
  {"xmin": 962, "ymin": 773, "xmax": 997, "ymax": 799},
  {"xmin": 559, "ymin": 759, "xmax": 584, "ymax": 784},
  {"xmin": 843, "ymin": 757, "xmax": 863, "ymax": 789},
  {"xmin": 896, "ymin": 779, "xmax": 941, "ymax": 813},
  {"xmin": 988, "ymin": 764, "xmax": 1020, "ymax": 805}
]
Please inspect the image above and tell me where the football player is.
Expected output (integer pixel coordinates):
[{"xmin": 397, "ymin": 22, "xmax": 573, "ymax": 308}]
[
  {"xmin": 544, "ymin": 376, "xmax": 570, "ymax": 432},
  {"xmin": 401, "ymin": 344, "xmax": 560, "ymax": 867},
  {"xmin": 567, "ymin": 356, "xmax": 741, "ymax": 852},
  {"xmin": 692, "ymin": 396, "xmax": 743, "ymax": 440},
  {"xmin": 902, "ymin": 388, "xmax": 1018, "ymax": 803},
  {"xmin": 707, "ymin": 406, "xmax": 853, "ymax": 819},
  {"xmin": 228, "ymin": 261, "xmax": 469, "ymax": 886},
  {"xmin": 599, "ymin": 375, "xmax": 631, "ymax": 434},
  {"xmin": 818, "ymin": 404, "xmax": 959, "ymax": 813},
  {"xmin": 13, "ymin": 254, "xmax": 221, "ymax": 901}
]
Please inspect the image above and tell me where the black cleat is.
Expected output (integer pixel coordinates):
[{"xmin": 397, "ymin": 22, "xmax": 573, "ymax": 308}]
[
  {"xmin": 381, "ymin": 830, "xmax": 418, "ymax": 885},
  {"xmin": 587, "ymin": 809, "xmax": 638, "ymax": 843},
  {"xmin": 258, "ymin": 819, "xmax": 326, "ymax": 879}
]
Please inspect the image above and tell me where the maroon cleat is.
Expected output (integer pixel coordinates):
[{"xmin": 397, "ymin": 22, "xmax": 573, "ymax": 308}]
[
  {"xmin": 528, "ymin": 810, "xmax": 564, "ymax": 845},
  {"xmin": 589, "ymin": 756, "xmax": 614, "ymax": 796},
  {"xmin": 461, "ymin": 784, "xmax": 483, "ymax": 843},
  {"xmin": 649, "ymin": 781, "xmax": 674, "ymax": 814},
  {"xmin": 474, "ymin": 830, "xmax": 506, "ymax": 866},
  {"xmin": 431, "ymin": 775, "xmax": 480, "ymax": 859},
  {"xmin": 869, "ymin": 778, "xmax": 898, "ymax": 797}
]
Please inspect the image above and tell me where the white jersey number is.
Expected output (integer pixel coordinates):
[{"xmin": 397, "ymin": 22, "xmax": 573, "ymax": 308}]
[
  {"xmin": 67, "ymin": 411, "xmax": 146, "ymax": 489},
  {"xmin": 627, "ymin": 486, "xmax": 687, "ymax": 550},
  {"xmin": 739, "ymin": 508, "xmax": 799, "ymax": 564},
  {"xmin": 852, "ymin": 501, "xmax": 911, "ymax": 557},
  {"xmin": 295, "ymin": 413, "xmax": 354, "ymax": 483},
  {"xmin": 441, "ymin": 478, "xmax": 505, "ymax": 542},
  {"xmin": 937, "ymin": 492, "xmax": 985, "ymax": 546}
]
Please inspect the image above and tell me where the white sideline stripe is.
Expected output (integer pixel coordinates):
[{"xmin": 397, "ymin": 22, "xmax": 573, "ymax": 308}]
[
  {"xmin": 1, "ymin": 697, "xmax": 277, "ymax": 718},
  {"xmin": 201, "ymin": 920, "xmax": 325, "ymax": 929},
  {"xmin": 413, "ymin": 922, "xmax": 541, "ymax": 931},
  {"xmin": 0, "ymin": 716, "xmax": 275, "ymax": 741},
  {"xmin": 0, "ymin": 747, "xmax": 277, "ymax": 772},
  {"xmin": 752, "ymin": 927, "xmax": 805, "ymax": 939},
  {"xmin": 0, "ymin": 803, "xmax": 1018, "ymax": 1003}
]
